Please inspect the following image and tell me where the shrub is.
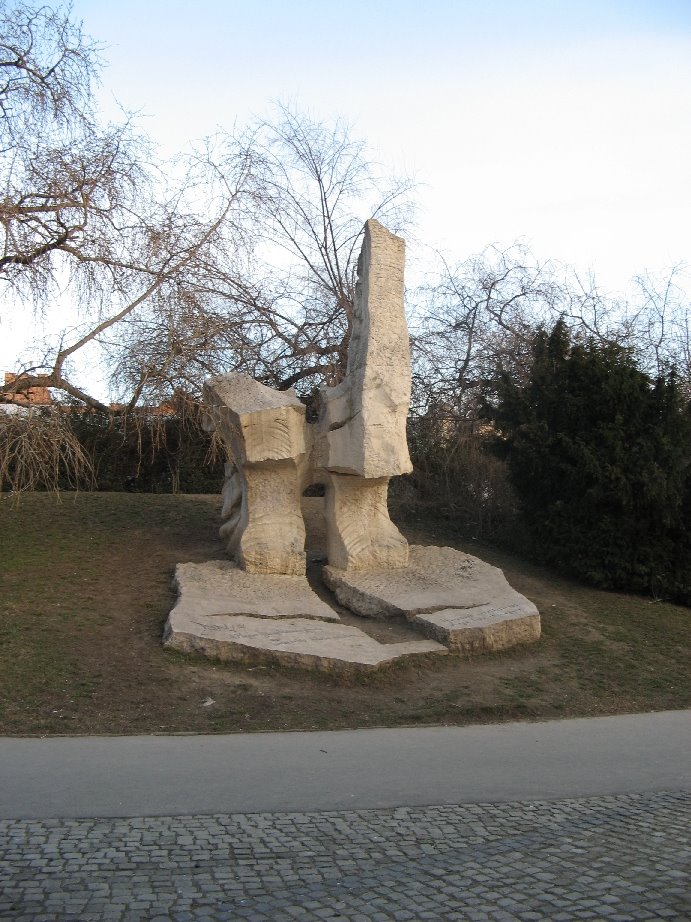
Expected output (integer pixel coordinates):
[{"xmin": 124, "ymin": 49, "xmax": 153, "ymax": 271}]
[
  {"xmin": 59, "ymin": 406, "xmax": 225, "ymax": 494},
  {"xmin": 486, "ymin": 319, "xmax": 691, "ymax": 600},
  {"xmin": 395, "ymin": 410, "xmax": 518, "ymax": 540}
]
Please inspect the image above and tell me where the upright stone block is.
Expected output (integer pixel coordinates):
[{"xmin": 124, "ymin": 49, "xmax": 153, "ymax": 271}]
[
  {"xmin": 325, "ymin": 475, "xmax": 409, "ymax": 571},
  {"xmin": 322, "ymin": 219, "xmax": 412, "ymax": 478},
  {"xmin": 204, "ymin": 373, "xmax": 309, "ymax": 575},
  {"xmin": 317, "ymin": 219, "xmax": 411, "ymax": 571}
]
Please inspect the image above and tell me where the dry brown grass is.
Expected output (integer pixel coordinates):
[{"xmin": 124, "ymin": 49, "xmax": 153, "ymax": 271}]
[{"xmin": 0, "ymin": 492, "xmax": 689, "ymax": 736}]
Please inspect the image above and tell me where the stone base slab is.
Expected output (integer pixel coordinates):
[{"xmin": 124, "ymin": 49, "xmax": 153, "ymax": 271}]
[
  {"xmin": 164, "ymin": 547, "xmax": 539, "ymax": 670},
  {"xmin": 163, "ymin": 560, "xmax": 446, "ymax": 671},
  {"xmin": 412, "ymin": 605, "xmax": 540, "ymax": 654},
  {"xmin": 323, "ymin": 545, "xmax": 540, "ymax": 654},
  {"xmin": 164, "ymin": 613, "xmax": 446, "ymax": 672},
  {"xmin": 170, "ymin": 560, "xmax": 339, "ymax": 621}
]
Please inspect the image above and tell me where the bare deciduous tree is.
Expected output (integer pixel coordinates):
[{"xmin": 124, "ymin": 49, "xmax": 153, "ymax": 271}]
[
  {"xmin": 411, "ymin": 245, "xmax": 691, "ymax": 421},
  {"xmin": 0, "ymin": 2, "xmax": 262, "ymax": 415},
  {"xmin": 1, "ymin": 0, "xmax": 106, "ymax": 290},
  {"xmin": 0, "ymin": 405, "xmax": 94, "ymax": 492},
  {"xmin": 410, "ymin": 243, "xmax": 564, "ymax": 419},
  {"xmin": 626, "ymin": 266, "xmax": 690, "ymax": 390},
  {"xmin": 106, "ymin": 105, "xmax": 416, "ymax": 404},
  {"xmin": 0, "ymin": 2, "xmax": 263, "ymax": 490},
  {"xmin": 229, "ymin": 104, "xmax": 415, "ymax": 391},
  {"xmin": 0, "ymin": 7, "xmax": 413, "ymax": 495}
]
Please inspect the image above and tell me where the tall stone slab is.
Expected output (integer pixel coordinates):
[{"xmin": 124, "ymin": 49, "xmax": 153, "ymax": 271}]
[
  {"xmin": 319, "ymin": 219, "xmax": 411, "ymax": 570},
  {"xmin": 321, "ymin": 219, "xmax": 412, "ymax": 478}
]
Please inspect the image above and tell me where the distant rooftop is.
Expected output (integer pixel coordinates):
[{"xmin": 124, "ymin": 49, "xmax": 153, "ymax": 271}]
[{"xmin": 1, "ymin": 372, "xmax": 52, "ymax": 407}]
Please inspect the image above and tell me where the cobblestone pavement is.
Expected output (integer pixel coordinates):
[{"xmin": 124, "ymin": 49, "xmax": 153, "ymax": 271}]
[{"xmin": 0, "ymin": 791, "xmax": 688, "ymax": 921}]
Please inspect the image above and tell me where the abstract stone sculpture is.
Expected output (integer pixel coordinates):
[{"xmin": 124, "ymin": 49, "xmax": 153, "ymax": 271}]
[
  {"xmin": 163, "ymin": 218, "xmax": 540, "ymax": 671},
  {"xmin": 204, "ymin": 218, "xmax": 412, "ymax": 575}
]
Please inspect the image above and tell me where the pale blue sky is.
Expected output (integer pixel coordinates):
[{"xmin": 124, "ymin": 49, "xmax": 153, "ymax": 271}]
[
  {"xmin": 3, "ymin": 0, "xmax": 691, "ymax": 382},
  {"xmin": 71, "ymin": 0, "xmax": 691, "ymax": 278}
]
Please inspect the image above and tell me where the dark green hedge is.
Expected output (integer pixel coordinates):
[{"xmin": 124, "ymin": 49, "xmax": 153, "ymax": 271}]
[{"xmin": 485, "ymin": 319, "xmax": 691, "ymax": 602}]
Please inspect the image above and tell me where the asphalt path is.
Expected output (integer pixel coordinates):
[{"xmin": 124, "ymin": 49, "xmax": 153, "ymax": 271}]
[{"xmin": 1, "ymin": 709, "xmax": 689, "ymax": 819}]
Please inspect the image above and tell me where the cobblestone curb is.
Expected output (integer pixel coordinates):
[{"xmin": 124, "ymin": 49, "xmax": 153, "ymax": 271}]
[{"xmin": 1, "ymin": 791, "xmax": 688, "ymax": 920}]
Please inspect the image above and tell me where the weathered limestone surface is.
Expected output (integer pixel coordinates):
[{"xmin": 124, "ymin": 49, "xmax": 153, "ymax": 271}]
[
  {"xmin": 324, "ymin": 475, "xmax": 408, "ymax": 571},
  {"xmin": 205, "ymin": 374, "xmax": 308, "ymax": 463},
  {"xmin": 163, "ymin": 563, "xmax": 447, "ymax": 671},
  {"xmin": 165, "ymin": 617, "xmax": 446, "ymax": 672},
  {"xmin": 317, "ymin": 219, "xmax": 411, "ymax": 571},
  {"xmin": 321, "ymin": 219, "xmax": 412, "ymax": 479},
  {"xmin": 323, "ymin": 545, "xmax": 540, "ymax": 653},
  {"xmin": 412, "ymin": 605, "xmax": 541, "ymax": 655},
  {"xmin": 203, "ymin": 375, "xmax": 309, "ymax": 575},
  {"xmin": 167, "ymin": 561, "xmax": 338, "ymax": 621}
]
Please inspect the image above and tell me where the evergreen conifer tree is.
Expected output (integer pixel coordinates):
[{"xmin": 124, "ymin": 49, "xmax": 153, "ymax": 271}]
[{"xmin": 487, "ymin": 319, "xmax": 691, "ymax": 600}]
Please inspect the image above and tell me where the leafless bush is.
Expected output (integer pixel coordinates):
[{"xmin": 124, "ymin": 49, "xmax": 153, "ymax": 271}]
[
  {"xmin": 399, "ymin": 412, "xmax": 518, "ymax": 538},
  {"xmin": 0, "ymin": 409, "xmax": 94, "ymax": 494}
]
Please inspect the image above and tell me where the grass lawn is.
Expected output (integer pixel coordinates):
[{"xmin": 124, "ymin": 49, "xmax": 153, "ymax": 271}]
[{"xmin": 0, "ymin": 492, "xmax": 689, "ymax": 736}]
